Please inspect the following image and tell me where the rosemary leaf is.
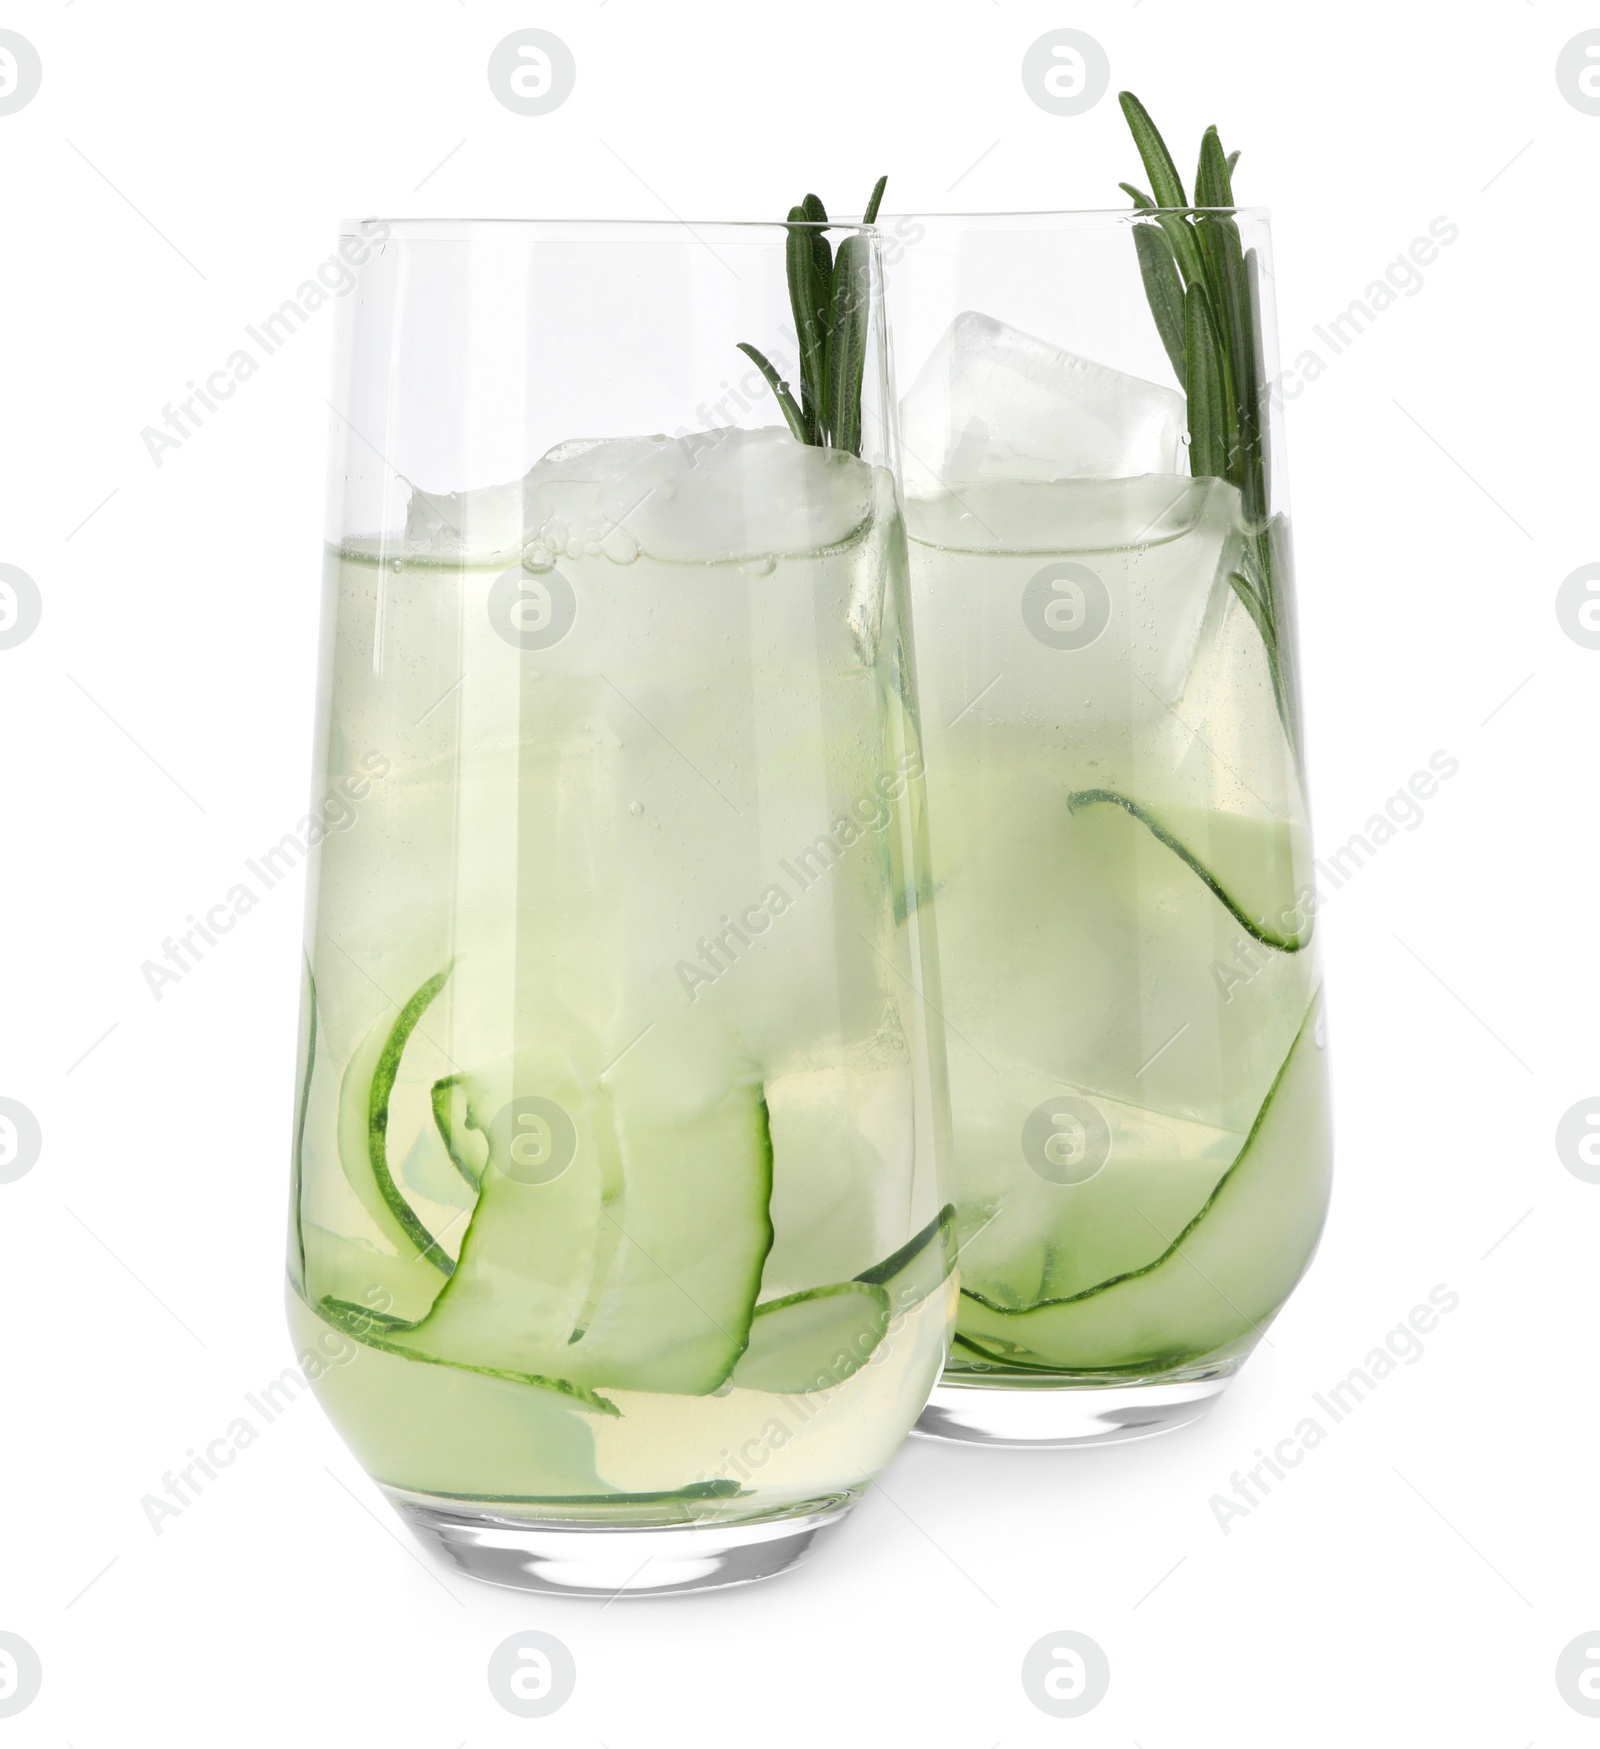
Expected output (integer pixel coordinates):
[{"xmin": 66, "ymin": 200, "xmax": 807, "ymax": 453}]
[
  {"xmin": 1226, "ymin": 570, "xmax": 1276, "ymax": 655},
  {"xmin": 1184, "ymin": 282, "xmax": 1228, "ymax": 478},
  {"xmin": 801, "ymin": 193, "xmax": 834, "ymax": 430},
  {"xmin": 736, "ymin": 343, "xmax": 807, "ymax": 443},
  {"xmin": 828, "ymin": 234, "xmax": 872, "ymax": 456},
  {"xmin": 1195, "ymin": 125, "xmax": 1234, "ymax": 208},
  {"xmin": 1156, "ymin": 215, "xmax": 1202, "ymax": 291},
  {"xmin": 1119, "ymin": 91, "xmax": 1188, "ymax": 210},
  {"xmin": 786, "ymin": 206, "xmax": 827, "ymax": 445},
  {"xmin": 1194, "ymin": 130, "xmax": 1251, "ymax": 495},
  {"xmin": 1245, "ymin": 247, "xmax": 1271, "ymax": 512},
  {"xmin": 1131, "ymin": 222, "xmax": 1187, "ymax": 387},
  {"xmin": 744, "ymin": 176, "xmax": 887, "ymax": 452},
  {"xmin": 1120, "ymin": 181, "xmax": 1156, "ymax": 210},
  {"xmin": 1228, "ymin": 568, "xmax": 1295, "ymax": 747},
  {"xmin": 1257, "ymin": 522, "xmax": 1304, "ymax": 759},
  {"xmin": 1195, "ymin": 211, "xmax": 1249, "ymax": 483},
  {"xmin": 1119, "ymin": 98, "xmax": 1300, "ymax": 769}
]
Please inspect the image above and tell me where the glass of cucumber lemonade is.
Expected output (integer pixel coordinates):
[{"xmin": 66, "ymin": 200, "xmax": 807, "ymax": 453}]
[
  {"xmin": 289, "ymin": 219, "xmax": 953, "ymax": 1594},
  {"xmin": 883, "ymin": 114, "xmax": 1332, "ymax": 1447}
]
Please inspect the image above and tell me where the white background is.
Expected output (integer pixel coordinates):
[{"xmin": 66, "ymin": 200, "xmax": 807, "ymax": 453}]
[{"xmin": 2, "ymin": 1, "xmax": 1593, "ymax": 1742}]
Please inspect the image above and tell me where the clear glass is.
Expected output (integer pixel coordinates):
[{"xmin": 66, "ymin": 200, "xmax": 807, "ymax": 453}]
[
  {"xmin": 287, "ymin": 219, "xmax": 952, "ymax": 1592},
  {"xmin": 883, "ymin": 211, "xmax": 1331, "ymax": 1445}
]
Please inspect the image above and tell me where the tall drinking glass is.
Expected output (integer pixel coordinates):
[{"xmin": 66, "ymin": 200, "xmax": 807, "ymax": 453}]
[
  {"xmin": 884, "ymin": 212, "xmax": 1331, "ymax": 1446},
  {"xmin": 288, "ymin": 219, "xmax": 952, "ymax": 1593}
]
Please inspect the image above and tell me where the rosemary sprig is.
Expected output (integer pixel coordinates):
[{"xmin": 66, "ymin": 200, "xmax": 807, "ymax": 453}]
[
  {"xmin": 738, "ymin": 176, "xmax": 887, "ymax": 457},
  {"xmin": 1118, "ymin": 93, "xmax": 1301, "ymax": 764}
]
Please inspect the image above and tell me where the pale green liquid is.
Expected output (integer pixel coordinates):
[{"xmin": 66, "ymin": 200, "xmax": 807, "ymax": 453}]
[
  {"xmin": 907, "ymin": 475, "xmax": 1330, "ymax": 1375},
  {"xmin": 290, "ymin": 494, "xmax": 950, "ymax": 1519}
]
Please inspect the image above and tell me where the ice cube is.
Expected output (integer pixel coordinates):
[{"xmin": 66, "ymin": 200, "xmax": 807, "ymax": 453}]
[
  {"xmin": 1171, "ymin": 566, "xmax": 1308, "ymax": 823},
  {"xmin": 531, "ymin": 426, "xmax": 873, "ymax": 564},
  {"xmin": 405, "ymin": 427, "xmax": 873, "ymax": 564},
  {"xmin": 904, "ymin": 473, "xmax": 1246, "ymax": 725},
  {"xmin": 404, "ymin": 474, "xmax": 525, "ymax": 561},
  {"xmin": 899, "ymin": 311, "xmax": 1186, "ymax": 495},
  {"xmin": 403, "ymin": 442, "xmax": 669, "ymax": 564}
]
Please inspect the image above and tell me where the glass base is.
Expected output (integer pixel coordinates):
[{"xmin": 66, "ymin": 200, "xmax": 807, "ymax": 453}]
[
  {"xmin": 913, "ymin": 1368, "xmax": 1237, "ymax": 1448},
  {"xmin": 383, "ymin": 1489, "xmax": 860, "ymax": 1597}
]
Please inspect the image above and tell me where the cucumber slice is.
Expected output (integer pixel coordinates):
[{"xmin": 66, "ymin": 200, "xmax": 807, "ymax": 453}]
[
  {"xmin": 558, "ymin": 1082, "xmax": 775, "ymax": 1394},
  {"xmin": 386, "ymin": 1073, "xmax": 773, "ymax": 1397},
  {"xmin": 731, "ymin": 1281, "xmax": 891, "ymax": 1393},
  {"xmin": 379, "ymin": 1046, "xmax": 608, "ymax": 1373},
  {"xmin": 288, "ymin": 957, "xmax": 318, "ymax": 1296},
  {"xmin": 952, "ymin": 1095, "xmax": 1238, "ymax": 1311},
  {"xmin": 855, "ymin": 1202, "xmax": 957, "ymax": 1315},
  {"xmin": 336, "ymin": 970, "xmax": 458, "ymax": 1274},
  {"xmin": 300, "ymin": 1220, "xmax": 444, "ymax": 1324},
  {"xmin": 313, "ymin": 1292, "xmax": 618, "ymax": 1416},
  {"xmin": 957, "ymin": 990, "xmax": 1330, "ymax": 1371},
  {"xmin": 430, "ymin": 1072, "xmax": 487, "ymax": 1190},
  {"xmin": 760, "ymin": 1063, "xmax": 907, "ymax": 1294},
  {"xmin": 732, "ymin": 1205, "xmax": 955, "ymax": 1394},
  {"xmin": 1066, "ymin": 788, "xmax": 1311, "ymax": 952},
  {"xmin": 288, "ymin": 1294, "xmax": 613, "ymax": 1502}
]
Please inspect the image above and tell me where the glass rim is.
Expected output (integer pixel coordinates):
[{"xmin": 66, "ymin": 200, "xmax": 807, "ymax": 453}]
[
  {"xmin": 339, "ymin": 216, "xmax": 879, "ymax": 239},
  {"xmin": 338, "ymin": 210, "xmax": 1268, "ymax": 240},
  {"xmin": 877, "ymin": 205, "xmax": 1270, "ymax": 222}
]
